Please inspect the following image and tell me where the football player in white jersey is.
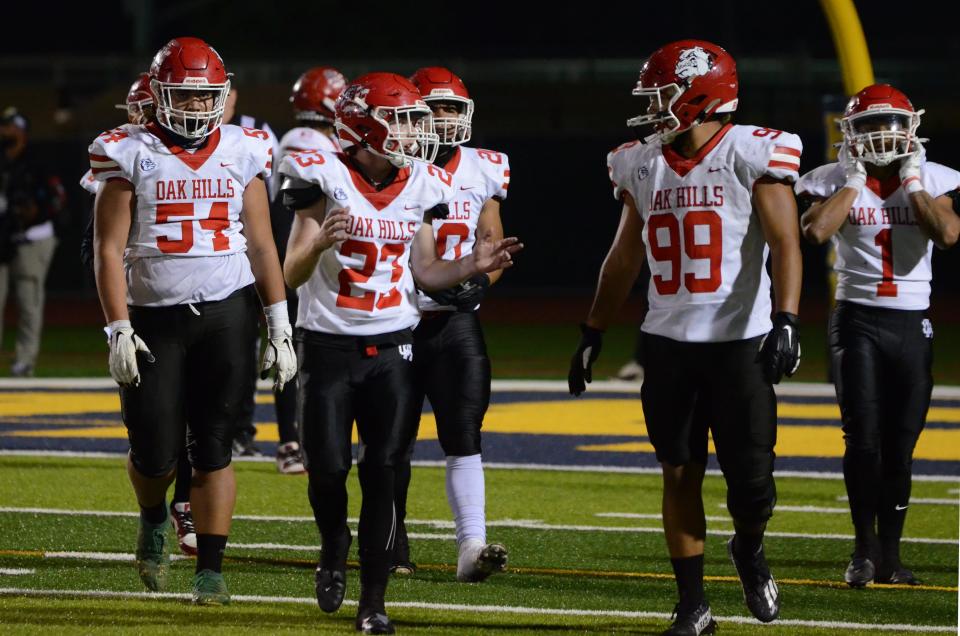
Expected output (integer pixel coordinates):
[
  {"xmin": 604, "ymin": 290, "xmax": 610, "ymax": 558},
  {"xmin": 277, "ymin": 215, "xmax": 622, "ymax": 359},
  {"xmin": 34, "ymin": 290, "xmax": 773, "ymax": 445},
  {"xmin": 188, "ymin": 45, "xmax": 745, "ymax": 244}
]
[
  {"xmin": 267, "ymin": 66, "xmax": 349, "ymax": 475},
  {"xmin": 279, "ymin": 72, "xmax": 521, "ymax": 634},
  {"xmin": 797, "ymin": 84, "xmax": 960, "ymax": 587},
  {"xmin": 568, "ymin": 40, "xmax": 803, "ymax": 635},
  {"xmin": 386, "ymin": 67, "xmax": 510, "ymax": 582},
  {"xmin": 80, "ymin": 75, "xmax": 199, "ymax": 560},
  {"xmin": 91, "ymin": 37, "xmax": 296, "ymax": 605}
]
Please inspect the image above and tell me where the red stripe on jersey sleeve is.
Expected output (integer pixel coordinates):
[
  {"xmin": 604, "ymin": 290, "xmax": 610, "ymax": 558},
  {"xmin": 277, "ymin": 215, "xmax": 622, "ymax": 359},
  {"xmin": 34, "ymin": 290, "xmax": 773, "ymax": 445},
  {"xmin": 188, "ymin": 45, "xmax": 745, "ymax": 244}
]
[
  {"xmin": 773, "ymin": 146, "xmax": 801, "ymax": 157},
  {"xmin": 767, "ymin": 160, "xmax": 799, "ymax": 171},
  {"xmin": 91, "ymin": 166, "xmax": 122, "ymax": 175},
  {"xmin": 89, "ymin": 153, "xmax": 112, "ymax": 162}
]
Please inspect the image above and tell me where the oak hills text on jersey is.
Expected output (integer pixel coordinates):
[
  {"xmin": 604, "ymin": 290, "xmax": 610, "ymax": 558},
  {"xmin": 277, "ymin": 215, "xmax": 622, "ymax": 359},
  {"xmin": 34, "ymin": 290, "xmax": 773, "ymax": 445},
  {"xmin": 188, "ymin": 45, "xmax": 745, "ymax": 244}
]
[
  {"xmin": 155, "ymin": 177, "xmax": 237, "ymax": 201},
  {"xmin": 648, "ymin": 185, "xmax": 725, "ymax": 211},
  {"xmin": 847, "ymin": 205, "xmax": 917, "ymax": 226}
]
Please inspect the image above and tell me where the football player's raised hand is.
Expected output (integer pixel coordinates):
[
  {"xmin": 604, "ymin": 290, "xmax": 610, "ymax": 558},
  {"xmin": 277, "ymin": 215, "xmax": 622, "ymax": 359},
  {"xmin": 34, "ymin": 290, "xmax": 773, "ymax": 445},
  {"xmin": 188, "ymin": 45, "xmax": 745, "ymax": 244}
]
[
  {"xmin": 106, "ymin": 320, "xmax": 155, "ymax": 388},
  {"xmin": 472, "ymin": 228, "xmax": 522, "ymax": 274},
  {"xmin": 755, "ymin": 311, "xmax": 801, "ymax": 385},
  {"xmin": 316, "ymin": 206, "xmax": 351, "ymax": 253},
  {"xmin": 899, "ymin": 142, "xmax": 924, "ymax": 193},
  {"xmin": 568, "ymin": 323, "xmax": 603, "ymax": 396},
  {"xmin": 839, "ymin": 144, "xmax": 867, "ymax": 193}
]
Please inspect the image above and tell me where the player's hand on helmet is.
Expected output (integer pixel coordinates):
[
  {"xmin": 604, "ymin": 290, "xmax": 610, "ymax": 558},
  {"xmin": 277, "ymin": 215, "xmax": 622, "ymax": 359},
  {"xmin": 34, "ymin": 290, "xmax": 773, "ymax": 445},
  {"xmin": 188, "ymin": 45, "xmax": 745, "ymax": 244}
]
[
  {"xmin": 755, "ymin": 311, "xmax": 801, "ymax": 385},
  {"xmin": 568, "ymin": 323, "xmax": 603, "ymax": 396},
  {"xmin": 316, "ymin": 206, "xmax": 351, "ymax": 252},
  {"xmin": 106, "ymin": 320, "xmax": 154, "ymax": 388},
  {"xmin": 471, "ymin": 229, "xmax": 523, "ymax": 274},
  {"xmin": 899, "ymin": 142, "xmax": 924, "ymax": 193},
  {"xmin": 839, "ymin": 144, "xmax": 867, "ymax": 193},
  {"xmin": 261, "ymin": 301, "xmax": 298, "ymax": 392}
]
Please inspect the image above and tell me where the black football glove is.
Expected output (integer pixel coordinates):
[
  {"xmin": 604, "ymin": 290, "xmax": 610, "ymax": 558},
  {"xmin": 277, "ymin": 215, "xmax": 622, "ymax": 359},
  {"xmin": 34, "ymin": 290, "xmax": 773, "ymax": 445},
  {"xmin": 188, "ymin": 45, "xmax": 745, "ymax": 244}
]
[
  {"xmin": 568, "ymin": 323, "xmax": 603, "ymax": 396},
  {"xmin": 424, "ymin": 285, "xmax": 459, "ymax": 306},
  {"xmin": 453, "ymin": 273, "xmax": 490, "ymax": 312},
  {"xmin": 755, "ymin": 311, "xmax": 801, "ymax": 384}
]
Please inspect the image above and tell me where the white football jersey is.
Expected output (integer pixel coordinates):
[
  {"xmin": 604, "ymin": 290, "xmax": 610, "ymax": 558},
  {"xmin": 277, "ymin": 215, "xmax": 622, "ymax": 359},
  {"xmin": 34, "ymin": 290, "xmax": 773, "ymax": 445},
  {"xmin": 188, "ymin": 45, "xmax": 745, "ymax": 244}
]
[
  {"xmin": 88, "ymin": 122, "xmax": 274, "ymax": 306},
  {"xmin": 279, "ymin": 126, "xmax": 341, "ymax": 159},
  {"xmin": 80, "ymin": 169, "xmax": 100, "ymax": 195},
  {"xmin": 796, "ymin": 159, "xmax": 960, "ymax": 310},
  {"xmin": 608, "ymin": 124, "xmax": 803, "ymax": 342},
  {"xmin": 279, "ymin": 150, "xmax": 455, "ymax": 335},
  {"xmin": 417, "ymin": 146, "xmax": 510, "ymax": 312}
]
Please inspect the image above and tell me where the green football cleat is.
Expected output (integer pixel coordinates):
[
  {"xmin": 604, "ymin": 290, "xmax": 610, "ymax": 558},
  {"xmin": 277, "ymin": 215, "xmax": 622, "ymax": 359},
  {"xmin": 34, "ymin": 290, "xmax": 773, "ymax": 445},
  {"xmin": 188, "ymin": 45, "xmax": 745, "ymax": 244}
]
[
  {"xmin": 192, "ymin": 569, "xmax": 231, "ymax": 606},
  {"xmin": 135, "ymin": 515, "xmax": 170, "ymax": 591}
]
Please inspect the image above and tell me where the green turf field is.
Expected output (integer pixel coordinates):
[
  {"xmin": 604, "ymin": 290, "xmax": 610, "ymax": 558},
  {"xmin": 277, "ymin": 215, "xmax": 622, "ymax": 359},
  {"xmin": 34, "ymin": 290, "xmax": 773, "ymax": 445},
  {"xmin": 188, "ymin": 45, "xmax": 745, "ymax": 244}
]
[
  {"xmin": 0, "ymin": 455, "xmax": 956, "ymax": 634},
  {"xmin": 5, "ymin": 322, "xmax": 960, "ymax": 383}
]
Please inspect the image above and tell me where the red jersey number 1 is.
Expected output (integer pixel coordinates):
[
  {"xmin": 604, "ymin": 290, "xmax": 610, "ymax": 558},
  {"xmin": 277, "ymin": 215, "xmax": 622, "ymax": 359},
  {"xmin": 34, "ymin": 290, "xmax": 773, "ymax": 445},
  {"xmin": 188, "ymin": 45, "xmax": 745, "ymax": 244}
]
[{"xmin": 874, "ymin": 228, "xmax": 899, "ymax": 297}]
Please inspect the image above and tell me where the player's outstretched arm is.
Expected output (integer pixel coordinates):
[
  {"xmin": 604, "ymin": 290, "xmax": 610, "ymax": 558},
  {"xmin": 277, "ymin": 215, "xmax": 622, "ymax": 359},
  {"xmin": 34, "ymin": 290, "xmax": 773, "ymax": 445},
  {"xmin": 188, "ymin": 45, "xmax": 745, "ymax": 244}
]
[
  {"xmin": 410, "ymin": 220, "xmax": 522, "ymax": 292},
  {"xmin": 584, "ymin": 193, "xmax": 646, "ymax": 331},
  {"xmin": 568, "ymin": 193, "xmax": 645, "ymax": 396},
  {"xmin": 756, "ymin": 177, "xmax": 802, "ymax": 315},
  {"xmin": 93, "ymin": 179, "xmax": 135, "ymax": 324},
  {"xmin": 241, "ymin": 176, "xmax": 286, "ymax": 307}
]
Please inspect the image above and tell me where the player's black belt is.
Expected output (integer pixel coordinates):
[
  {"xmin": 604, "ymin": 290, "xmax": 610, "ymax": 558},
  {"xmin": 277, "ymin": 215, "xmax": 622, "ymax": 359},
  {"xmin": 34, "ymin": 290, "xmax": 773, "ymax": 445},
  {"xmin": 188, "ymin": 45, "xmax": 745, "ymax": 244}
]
[{"xmin": 296, "ymin": 327, "xmax": 414, "ymax": 353}]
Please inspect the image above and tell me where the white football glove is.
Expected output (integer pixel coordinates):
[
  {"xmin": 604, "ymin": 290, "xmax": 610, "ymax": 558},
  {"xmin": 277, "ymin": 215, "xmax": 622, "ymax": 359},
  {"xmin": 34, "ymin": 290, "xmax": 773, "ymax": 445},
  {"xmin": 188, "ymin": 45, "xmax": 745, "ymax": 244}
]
[
  {"xmin": 839, "ymin": 143, "xmax": 867, "ymax": 193},
  {"xmin": 261, "ymin": 301, "xmax": 297, "ymax": 392},
  {"xmin": 899, "ymin": 143, "xmax": 924, "ymax": 194},
  {"xmin": 106, "ymin": 320, "xmax": 154, "ymax": 387}
]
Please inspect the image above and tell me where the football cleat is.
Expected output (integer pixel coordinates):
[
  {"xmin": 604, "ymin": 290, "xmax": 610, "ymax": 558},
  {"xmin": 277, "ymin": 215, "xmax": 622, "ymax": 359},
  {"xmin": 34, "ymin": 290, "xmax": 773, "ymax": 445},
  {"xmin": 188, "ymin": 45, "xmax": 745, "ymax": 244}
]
[
  {"xmin": 169, "ymin": 501, "xmax": 197, "ymax": 556},
  {"xmin": 135, "ymin": 514, "xmax": 170, "ymax": 591},
  {"xmin": 727, "ymin": 536, "xmax": 780, "ymax": 623},
  {"xmin": 389, "ymin": 519, "xmax": 416, "ymax": 576},
  {"xmin": 231, "ymin": 431, "xmax": 262, "ymax": 457},
  {"xmin": 192, "ymin": 569, "xmax": 230, "ymax": 605},
  {"xmin": 456, "ymin": 538, "xmax": 508, "ymax": 583},
  {"xmin": 844, "ymin": 555, "xmax": 876, "ymax": 588},
  {"xmin": 275, "ymin": 441, "xmax": 306, "ymax": 475},
  {"xmin": 662, "ymin": 601, "xmax": 717, "ymax": 636},
  {"xmin": 875, "ymin": 564, "xmax": 919, "ymax": 585},
  {"xmin": 355, "ymin": 610, "xmax": 395, "ymax": 635},
  {"xmin": 615, "ymin": 359, "xmax": 644, "ymax": 382},
  {"xmin": 315, "ymin": 530, "xmax": 352, "ymax": 612}
]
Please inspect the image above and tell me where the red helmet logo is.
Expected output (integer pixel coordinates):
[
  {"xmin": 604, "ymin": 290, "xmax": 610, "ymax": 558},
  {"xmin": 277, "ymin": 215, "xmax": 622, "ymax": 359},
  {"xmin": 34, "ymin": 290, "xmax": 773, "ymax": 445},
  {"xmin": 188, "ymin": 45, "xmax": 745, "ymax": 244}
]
[
  {"xmin": 115, "ymin": 73, "xmax": 155, "ymax": 124},
  {"xmin": 335, "ymin": 72, "xmax": 438, "ymax": 167},
  {"xmin": 291, "ymin": 67, "xmax": 347, "ymax": 123},
  {"xmin": 628, "ymin": 40, "xmax": 738, "ymax": 143},
  {"xmin": 409, "ymin": 67, "xmax": 474, "ymax": 146},
  {"xmin": 149, "ymin": 37, "xmax": 231, "ymax": 140},
  {"xmin": 840, "ymin": 84, "xmax": 923, "ymax": 166}
]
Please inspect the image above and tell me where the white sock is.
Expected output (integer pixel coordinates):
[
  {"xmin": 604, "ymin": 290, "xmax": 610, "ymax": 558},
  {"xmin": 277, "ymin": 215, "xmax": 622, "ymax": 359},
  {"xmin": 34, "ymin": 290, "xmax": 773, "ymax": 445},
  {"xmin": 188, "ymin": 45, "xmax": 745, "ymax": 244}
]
[{"xmin": 446, "ymin": 454, "xmax": 486, "ymax": 545}]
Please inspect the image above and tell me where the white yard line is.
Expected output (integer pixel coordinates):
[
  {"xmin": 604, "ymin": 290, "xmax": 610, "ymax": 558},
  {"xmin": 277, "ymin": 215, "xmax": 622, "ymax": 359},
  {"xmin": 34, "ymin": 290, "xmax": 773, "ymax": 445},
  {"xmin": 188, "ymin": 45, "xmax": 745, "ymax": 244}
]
[
  {"xmin": 0, "ymin": 569, "xmax": 34, "ymax": 576},
  {"xmin": 596, "ymin": 512, "xmax": 731, "ymax": 522},
  {"xmin": 0, "ymin": 586, "xmax": 952, "ymax": 632},
  {"xmin": 1, "ymin": 506, "xmax": 954, "ymax": 545},
  {"xmin": 836, "ymin": 496, "xmax": 958, "ymax": 506},
  {"xmin": 3, "ymin": 450, "xmax": 956, "ymax": 483}
]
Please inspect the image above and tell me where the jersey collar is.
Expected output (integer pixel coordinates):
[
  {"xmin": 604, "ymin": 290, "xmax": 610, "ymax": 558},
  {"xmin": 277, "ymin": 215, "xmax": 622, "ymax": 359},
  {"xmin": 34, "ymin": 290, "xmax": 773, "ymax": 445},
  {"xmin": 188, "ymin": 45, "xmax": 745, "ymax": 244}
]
[
  {"xmin": 146, "ymin": 121, "xmax": 222, "ymax": 172},
  {"xmin": 661, "ymin": 123, "xmax": 733, "ymax": 177},
  {"xmin": 865, "ymin": 173, "xmax": 902, "ymax": 199},
  {"xmin": 435, "ymin": 146, "xmax": 462, "ymax": 174},
  {"xmin": 339, "ymin": 153, "xmax": 411, "ymax": 211}
]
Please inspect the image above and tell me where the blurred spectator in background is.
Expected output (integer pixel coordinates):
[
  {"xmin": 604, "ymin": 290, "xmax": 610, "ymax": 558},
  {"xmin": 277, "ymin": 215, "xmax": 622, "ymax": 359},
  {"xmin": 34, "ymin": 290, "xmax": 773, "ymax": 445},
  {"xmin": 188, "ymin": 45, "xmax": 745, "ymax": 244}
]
[{"xmin": 0, "ymin": 106, "xmax": 66, "ymax": 377}]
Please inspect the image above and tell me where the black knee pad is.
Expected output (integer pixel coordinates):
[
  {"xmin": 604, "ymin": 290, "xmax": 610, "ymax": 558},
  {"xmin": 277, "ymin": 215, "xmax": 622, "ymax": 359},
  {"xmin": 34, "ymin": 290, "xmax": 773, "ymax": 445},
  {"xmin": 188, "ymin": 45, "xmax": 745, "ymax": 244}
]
[
  {"xmin": 727, "ymin": 474, "xmax": 777, "ymax": 524},
  {"xmin": 128, "ymin": 449, "xmax": 178, "ymax": 479},
  {"xmin": 187, "ymin": 432, "xmax": 233, "ymax": 472},
  {"xmin": 437, "ymin": 426, "xmax": 482, "ymax": 457}
]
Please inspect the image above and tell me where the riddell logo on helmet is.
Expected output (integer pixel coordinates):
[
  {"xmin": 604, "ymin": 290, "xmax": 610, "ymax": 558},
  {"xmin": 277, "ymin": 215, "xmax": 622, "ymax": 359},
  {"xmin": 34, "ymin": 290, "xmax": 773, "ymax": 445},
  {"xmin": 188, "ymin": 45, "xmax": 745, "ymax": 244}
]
[
  {"xmin": 865, "ymin": 103, "xmax": 893, "ymax": 111},
  {"xmin": 675, "ymin": 47, "xmax": 715, "ymax": 82},
  {"xmin": 182, "ymin": 77, "xmax": 207, "ymax": 85}
]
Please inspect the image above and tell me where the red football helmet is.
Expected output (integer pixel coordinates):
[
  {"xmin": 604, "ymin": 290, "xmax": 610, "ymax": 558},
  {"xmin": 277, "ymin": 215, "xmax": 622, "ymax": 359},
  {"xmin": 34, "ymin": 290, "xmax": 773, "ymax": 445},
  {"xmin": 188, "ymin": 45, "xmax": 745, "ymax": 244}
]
[
  {"xmin": 149, "ymin": 37, "xmax": 231, "ymax": 140},
  {"xmin": 335, "ymin": 72, "xmax": 439, "ymax": 167},
  {"xmin": 840, "ymin": 84, "xmax": 923, "ymax": 166},
  {"xmin": 291, "ymin": 67, "xmax": 347, "ymax": 123},
  {"xmin": 114, "ymin": 73, "xmax": 155, "ymax": 124},
  {"xmin": 628, "ymin": 39, "xmax": 738, "ymax": 143},
  {"xmin": 409, "ymin": 67, "xmax": 474, "ymax": 146}
]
